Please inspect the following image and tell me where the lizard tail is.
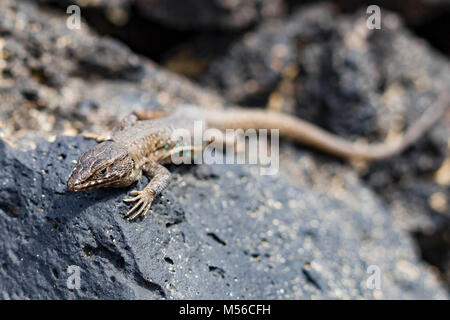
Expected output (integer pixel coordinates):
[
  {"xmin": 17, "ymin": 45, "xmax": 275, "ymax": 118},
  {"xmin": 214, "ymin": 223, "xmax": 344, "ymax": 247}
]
[{"xmin": 205, "ymin": 94, "xmax": 448, "ymax": 161}]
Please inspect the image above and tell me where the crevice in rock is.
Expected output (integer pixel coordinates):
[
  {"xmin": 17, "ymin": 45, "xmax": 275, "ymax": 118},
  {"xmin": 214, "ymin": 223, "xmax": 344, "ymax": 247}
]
[
  {"xmin": 207, "ymin": 232, "xmax": 226, "ymax": 246},
  {"xmin": 414, "ymin": 227, "xmax": 450, "ymax": 291}
]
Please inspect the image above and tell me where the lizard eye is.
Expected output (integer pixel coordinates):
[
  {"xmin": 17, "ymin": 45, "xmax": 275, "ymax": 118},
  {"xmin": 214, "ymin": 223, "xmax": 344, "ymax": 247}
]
[{"xmin": 100, "ymin": 168, "xmax": 107, "ymax": 175}]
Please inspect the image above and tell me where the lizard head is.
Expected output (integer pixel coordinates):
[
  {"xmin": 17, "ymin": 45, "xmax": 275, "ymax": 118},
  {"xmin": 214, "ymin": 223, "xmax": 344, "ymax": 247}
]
[{"xmin": 67, "ymin": 141, "xmax": 135, "ymax": 191}]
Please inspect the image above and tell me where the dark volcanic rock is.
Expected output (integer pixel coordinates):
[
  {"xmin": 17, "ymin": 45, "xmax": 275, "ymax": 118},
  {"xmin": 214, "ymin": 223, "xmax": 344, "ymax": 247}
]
[
  {"xmin": 200, "ymin": 3, "xmax": 450, "ymax": 289},
  {"xmin": 1, "ymin": 0, "xmax": 448, "ymax": 299},
  {"xmin": 37, "ymin": 0, "xmax": 284, "ymax": 30},
  {"xmin": 333, "ymin": 0, "xmax": 450, "ymax": 27},
  {"xmin": 201, "ymin": 3, "xmax": 450, "ymax": 221},
  {"xmin": 0, "ymin": 136, "xmax": 447, "ymax": 299},
  {"xmin": 202, "ymin": 3, "xmax": 450, "ymax": 138}
]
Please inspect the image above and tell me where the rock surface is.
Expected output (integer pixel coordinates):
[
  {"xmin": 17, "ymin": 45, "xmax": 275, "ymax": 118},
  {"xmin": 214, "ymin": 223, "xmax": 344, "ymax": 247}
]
[{"xmin": 202, "ymin": 4, "xmax": 450, "ymax": 138}]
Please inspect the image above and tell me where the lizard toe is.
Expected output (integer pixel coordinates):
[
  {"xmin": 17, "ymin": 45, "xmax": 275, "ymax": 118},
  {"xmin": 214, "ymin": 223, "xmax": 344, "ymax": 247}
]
[
  {"xmin": 123, "ymin": 189, "xmax": 145, "ymax": 202},
  {"xmin": 124, "ymin": 189, "xmax": 155, "ymax": 220},
  {"xmin": 123, "ymin": 195, "xmax": 141, "ymax": 202}
]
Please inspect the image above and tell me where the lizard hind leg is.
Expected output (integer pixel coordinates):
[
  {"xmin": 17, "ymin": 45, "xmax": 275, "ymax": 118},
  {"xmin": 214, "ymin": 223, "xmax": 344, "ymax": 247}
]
[
  {"xmin": 123, "ymin": 189, "xmax": 154, "ymax": 220},
  {"xmin": 123, "ymin": 160, "xmax": 171, "ymax": 221}
]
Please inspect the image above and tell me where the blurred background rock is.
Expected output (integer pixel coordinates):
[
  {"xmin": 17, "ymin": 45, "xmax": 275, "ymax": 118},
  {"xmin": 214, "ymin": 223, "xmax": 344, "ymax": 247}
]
[{"xmin": 0, "ymin": 0, "xmax": 449, "ymax": 298}]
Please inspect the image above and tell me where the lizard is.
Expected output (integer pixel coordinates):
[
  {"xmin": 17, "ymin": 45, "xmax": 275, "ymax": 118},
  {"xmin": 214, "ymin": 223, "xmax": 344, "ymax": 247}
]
[{"xmin": 67, "ymin": 95, "xmax": 449, "ymax": 221}]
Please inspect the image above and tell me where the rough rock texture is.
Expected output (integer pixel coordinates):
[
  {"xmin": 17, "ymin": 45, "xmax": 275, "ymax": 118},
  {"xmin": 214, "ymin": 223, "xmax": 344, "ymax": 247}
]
[
  {"xmin": 0, "ymin": 0, "xmax": 449, "ymax": 299},
  {"xmin": 0, "ymin": 136, "xmax": 447, "ymax": 299},
  {"xmin": 334, "ymin": 1, "xmax": 450, "ymax": 55},
  {"xmin": 137, "ymin": 0, "xmax": 284, "ymax": 30},
  {"xmin": 333, "ymin": 0, "xmax": 450, "ymax": 26},
  {"xmin": 201, "ymin": 3, "xmax": 450, "ymax": 230},
  {"xmin": 201, "ymin": 3, "xmax": 450, "ymax": 290}
]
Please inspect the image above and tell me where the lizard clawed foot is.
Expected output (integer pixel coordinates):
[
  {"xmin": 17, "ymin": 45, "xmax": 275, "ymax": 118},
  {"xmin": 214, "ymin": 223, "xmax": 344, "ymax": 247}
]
[{"xmin": 123, "ymin": 189, "xmax": 155, "ymax": 221}]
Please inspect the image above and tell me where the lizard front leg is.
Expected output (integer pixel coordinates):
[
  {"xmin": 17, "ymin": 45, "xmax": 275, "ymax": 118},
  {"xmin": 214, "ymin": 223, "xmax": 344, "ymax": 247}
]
[{"xmin": 123, "ymin": 160, "xmax": 171, "ymax": 221}]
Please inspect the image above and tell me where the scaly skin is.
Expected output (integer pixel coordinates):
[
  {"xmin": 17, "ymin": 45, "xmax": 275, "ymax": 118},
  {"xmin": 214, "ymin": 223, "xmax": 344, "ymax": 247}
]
[{"xmin": 67, "ymin": 97, "xmax": 448, "ymax": 220}]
